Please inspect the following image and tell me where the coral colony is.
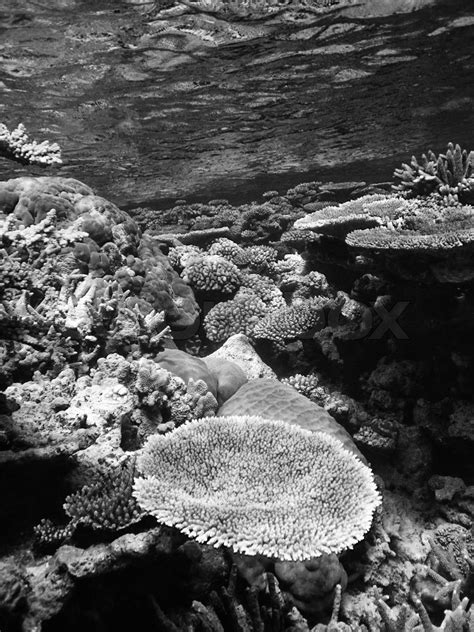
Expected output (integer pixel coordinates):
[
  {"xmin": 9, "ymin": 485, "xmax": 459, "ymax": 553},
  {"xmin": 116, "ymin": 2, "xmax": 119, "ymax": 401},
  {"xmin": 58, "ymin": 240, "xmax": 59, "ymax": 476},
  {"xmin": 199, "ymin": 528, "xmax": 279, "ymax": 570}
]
[{"xmin": 1, "ymin": 16, "xmax": 474, "ymax": 632}]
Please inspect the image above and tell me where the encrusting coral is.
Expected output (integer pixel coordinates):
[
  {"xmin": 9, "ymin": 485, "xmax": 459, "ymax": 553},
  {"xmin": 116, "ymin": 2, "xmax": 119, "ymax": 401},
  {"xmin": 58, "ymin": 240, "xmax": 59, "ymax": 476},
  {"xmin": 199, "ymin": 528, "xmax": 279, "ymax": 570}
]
[
  {"xmin": 0, "ymin": 123, "xmax": 62, "ymax": 166},
  {"xmin": 134, "ymin": 415, "xmax": 381, "ymax": 561}
]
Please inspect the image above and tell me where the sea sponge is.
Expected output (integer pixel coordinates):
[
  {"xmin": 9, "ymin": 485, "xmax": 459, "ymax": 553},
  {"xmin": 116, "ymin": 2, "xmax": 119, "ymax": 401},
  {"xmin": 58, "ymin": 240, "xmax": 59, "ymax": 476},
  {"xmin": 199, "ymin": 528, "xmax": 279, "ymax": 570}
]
[{"xmin": 134, "ymin": 416, "xmax": 381, "ymax": 560}]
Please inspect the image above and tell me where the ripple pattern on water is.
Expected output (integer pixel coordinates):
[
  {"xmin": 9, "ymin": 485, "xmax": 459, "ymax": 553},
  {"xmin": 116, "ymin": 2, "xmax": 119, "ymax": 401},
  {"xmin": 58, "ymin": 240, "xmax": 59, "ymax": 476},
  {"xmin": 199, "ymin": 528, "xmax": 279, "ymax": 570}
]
[{"xmin": 0, "ymin": 0, "xmax": 473, "ymax": 207}]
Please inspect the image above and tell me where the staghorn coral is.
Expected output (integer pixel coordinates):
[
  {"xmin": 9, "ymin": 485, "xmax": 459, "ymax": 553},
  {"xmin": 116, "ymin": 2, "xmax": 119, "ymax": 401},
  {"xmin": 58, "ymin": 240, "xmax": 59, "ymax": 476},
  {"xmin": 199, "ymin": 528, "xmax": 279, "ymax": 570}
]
[
  {"xmin": 63, "ymin": 457, "xmax": 145, "ymax": 531},
  {"xmin": 0, "ymin": 122, "xmax": 62, "ymax": 166},
  {"xmin": 204, "ymin": 291, "xmax": 268, "ymax": 343},
  {"xmin": 393, "ymin": 142, "xmax": 474, "ymax": 204},
  {"xmin": 134, "ymin": 415, "xmax": 381, "ymax": 561},
  {"xmin": 182, "ymin": 254, "xmax": 243, "ymax": 295}
]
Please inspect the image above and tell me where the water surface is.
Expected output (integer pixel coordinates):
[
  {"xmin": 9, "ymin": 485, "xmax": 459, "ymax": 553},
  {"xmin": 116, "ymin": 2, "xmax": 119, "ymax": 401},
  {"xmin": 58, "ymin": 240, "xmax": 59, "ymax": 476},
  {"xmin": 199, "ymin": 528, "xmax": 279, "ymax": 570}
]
[{"xmin": 1, "ymin": 0, "xmax": 473, "ymax": 208}]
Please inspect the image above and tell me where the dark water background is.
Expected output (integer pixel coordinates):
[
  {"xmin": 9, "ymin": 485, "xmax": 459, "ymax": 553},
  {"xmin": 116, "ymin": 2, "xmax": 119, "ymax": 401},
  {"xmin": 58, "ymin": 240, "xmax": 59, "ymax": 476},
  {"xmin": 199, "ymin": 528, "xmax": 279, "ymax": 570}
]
[{"xmin": 1, "ymin": 0, "xmax": 474, "ymax": 211}]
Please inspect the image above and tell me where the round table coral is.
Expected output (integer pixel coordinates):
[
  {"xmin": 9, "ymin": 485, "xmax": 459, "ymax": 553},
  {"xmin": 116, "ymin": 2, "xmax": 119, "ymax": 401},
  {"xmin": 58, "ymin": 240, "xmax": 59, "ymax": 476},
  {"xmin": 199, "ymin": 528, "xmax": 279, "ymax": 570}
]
[{"xmin": 133, "ymin": 415, "xmax": 381, "ymax": 561}]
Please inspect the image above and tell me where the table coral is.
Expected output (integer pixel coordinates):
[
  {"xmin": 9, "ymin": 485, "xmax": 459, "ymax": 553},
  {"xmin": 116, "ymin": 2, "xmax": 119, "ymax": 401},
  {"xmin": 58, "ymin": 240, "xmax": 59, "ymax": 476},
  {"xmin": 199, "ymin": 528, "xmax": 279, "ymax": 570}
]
[{"xmin": 134, "ymin": 416, "xmax": 381, "ymax": 560}]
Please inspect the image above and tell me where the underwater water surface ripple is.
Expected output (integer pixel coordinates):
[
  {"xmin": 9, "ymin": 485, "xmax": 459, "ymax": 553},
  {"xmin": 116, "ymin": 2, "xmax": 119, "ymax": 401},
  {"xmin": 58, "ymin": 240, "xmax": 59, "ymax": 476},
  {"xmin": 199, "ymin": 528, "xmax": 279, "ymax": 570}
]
[{"xmin": 1, "ymin": 0, "xmax": 474, "ymax": 208}]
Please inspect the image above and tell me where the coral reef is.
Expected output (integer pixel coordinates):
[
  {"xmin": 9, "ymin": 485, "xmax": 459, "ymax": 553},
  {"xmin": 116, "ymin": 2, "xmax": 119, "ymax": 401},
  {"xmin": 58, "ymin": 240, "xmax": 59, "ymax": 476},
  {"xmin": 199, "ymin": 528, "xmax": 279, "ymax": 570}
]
[
  {"xmin": 0, "ymin": 176, "xmax": 200, "ymax": 387},
  {"xmin": 134, "ymin": 415, "xmax": 381, "ymax": 560}
]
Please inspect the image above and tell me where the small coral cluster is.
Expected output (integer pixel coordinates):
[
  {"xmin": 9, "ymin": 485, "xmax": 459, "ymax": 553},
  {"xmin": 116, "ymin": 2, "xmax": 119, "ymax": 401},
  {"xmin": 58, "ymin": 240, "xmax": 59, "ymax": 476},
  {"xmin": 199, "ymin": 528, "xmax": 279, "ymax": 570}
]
[
  {"xmin": 393, "ymin": 142, "xmax": 474, "ymax": 205},
  {"xmin": 0, "ymin": 123, "xmax": 62, "ymax": 166},
  {"xmin": 63, "ymin": 458, "xmax": 144, "ymax": 532}
]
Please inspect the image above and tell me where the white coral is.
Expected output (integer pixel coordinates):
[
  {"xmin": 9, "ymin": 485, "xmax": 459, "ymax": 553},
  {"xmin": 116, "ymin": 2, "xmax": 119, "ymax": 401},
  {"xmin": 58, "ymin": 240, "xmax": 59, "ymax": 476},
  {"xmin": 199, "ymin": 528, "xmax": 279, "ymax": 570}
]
[{"xmin": 134, "ymin": 415, "xmax": 381, "ymax": 561}]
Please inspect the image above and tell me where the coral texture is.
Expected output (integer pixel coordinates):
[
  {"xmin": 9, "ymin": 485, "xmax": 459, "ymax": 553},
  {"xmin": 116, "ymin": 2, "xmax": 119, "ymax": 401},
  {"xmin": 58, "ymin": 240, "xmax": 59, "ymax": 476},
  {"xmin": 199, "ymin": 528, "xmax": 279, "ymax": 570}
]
[
  {"xmin": 217, "ymin": 379, "xmax": 364, "ymax": 460},
  {"xmin": 134, "ymin": 416, "xmax": 381, "ymax": 560},
  {"xmin": 0, "ymin": 123, "xmax": 62, "ymax": 166},
  {"xmin": 64, "ymin": 458, "xmax": 144, "ymax": 531},
  {"xmin": 393, "ymin": 142, "xmax": 474, "ymax": 204}
]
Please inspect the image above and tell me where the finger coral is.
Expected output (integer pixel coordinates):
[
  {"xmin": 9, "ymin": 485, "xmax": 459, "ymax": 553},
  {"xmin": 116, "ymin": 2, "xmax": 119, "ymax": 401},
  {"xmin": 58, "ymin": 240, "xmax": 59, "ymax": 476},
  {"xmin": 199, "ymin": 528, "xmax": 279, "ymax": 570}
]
[
  {"xmin": 393, "ymin": 142, "xmax": 474, "ymax": 205},
  {"xmin": 134, "ymin": 416, "xmax": 381, "ymax": 560}
]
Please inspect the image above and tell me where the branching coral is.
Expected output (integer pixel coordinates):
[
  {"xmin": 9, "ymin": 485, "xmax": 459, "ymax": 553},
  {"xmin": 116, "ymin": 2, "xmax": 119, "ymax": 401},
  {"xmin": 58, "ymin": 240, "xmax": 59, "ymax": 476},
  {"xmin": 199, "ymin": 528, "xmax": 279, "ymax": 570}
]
[
  {"xmin": 208, "ymin": 237, "xmax": 248, "ymax": 266},
  {"xmin": 0, "ymin": 123, "xmax": 62, "ymax": 166},
  {"xmin": 204, "ymin": 291, "xmax": 268, "ymax": 343},
  {"xmin": 134, "ymin": 415, "xmax": 381, "ymax": 560},
  {"xmin": 393, "ymin": 142, "xmax": 474, "ymax": 204},
  {"xmin": 64, "ymin": 458, "xmax": 145, "ymax": 531},
  {"xmin": 240, "ymin": 274, "xmax": 286, "ymax": 309},
  {"xmin": 182, "ymin": 254, "xmax": 242, "ymax": 295},
  {"xmin": 252, "ymin": 297, "xmax": 334, "ymax": 348}
]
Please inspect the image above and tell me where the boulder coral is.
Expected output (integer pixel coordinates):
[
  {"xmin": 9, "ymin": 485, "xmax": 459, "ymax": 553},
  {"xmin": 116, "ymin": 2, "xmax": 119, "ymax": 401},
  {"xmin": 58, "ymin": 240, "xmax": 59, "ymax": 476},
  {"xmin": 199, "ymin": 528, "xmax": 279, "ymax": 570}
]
[
  {"xmin": 133, "ymin": 416, "xmax": 381, "ymax": 560},
  {"xmin": 217, "ymin": 378, "xmax": 365, "ymax": 461}
]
